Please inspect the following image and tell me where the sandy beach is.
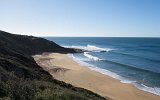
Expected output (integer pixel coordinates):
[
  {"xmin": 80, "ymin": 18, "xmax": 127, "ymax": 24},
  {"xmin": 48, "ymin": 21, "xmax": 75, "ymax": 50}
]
[{"xmin": 33, "ymin": 53, "xmax": 160, "ymax": 100}]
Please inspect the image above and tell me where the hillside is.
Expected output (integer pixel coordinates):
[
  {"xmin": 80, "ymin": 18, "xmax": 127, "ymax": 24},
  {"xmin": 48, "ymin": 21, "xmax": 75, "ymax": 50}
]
[
  {"xmin": 0, "ymin": 30, "xmax": 106, "ymax": 100},
  {"xmin": 0, "ymin": 30, "xmax": 82, "ymax": 55}
]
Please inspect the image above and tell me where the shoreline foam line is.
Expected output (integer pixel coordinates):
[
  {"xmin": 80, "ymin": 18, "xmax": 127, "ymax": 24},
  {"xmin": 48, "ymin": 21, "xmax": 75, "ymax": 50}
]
[{"xmin": 68, "ymin": 54, "xmax": 160, "ymax": 96}]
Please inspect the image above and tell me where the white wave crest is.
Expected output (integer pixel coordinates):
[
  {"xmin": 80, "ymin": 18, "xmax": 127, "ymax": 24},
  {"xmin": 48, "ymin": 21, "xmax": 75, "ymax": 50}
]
[
  {"xmin": 64, "ymin": 44, "xmax": 112, "ymax": 52},
  {"xmin": 87, "ymin": 45, "xmax": 111, "ymax": 52},
  {"xmin": 67, "ymin": 54, "xmax": 95, "ymax": 67},
  {"xmin": 121, "ymin": 80, "xmax": 137, "ymax": 84},
  {"xmin": 83, "ymin": 52, "xmax": 102, "ymax": 61}
]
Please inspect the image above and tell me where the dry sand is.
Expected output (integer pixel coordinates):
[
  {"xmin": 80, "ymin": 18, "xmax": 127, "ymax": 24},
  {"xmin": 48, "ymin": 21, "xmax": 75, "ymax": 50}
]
[{"xmin": 33, "ymin": 53, "xmax": 160, "ymax": 100}]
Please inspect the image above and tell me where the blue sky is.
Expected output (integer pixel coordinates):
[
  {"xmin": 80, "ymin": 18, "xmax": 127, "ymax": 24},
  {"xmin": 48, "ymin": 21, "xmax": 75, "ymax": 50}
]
[{"xmin": 0, "ymin": 0, "xmax": 160, "ymax": 37}]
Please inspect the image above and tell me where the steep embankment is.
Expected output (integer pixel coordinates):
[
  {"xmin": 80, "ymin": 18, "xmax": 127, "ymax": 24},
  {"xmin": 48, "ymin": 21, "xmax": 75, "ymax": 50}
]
[{"xmin": 0, "ymin": 30, "xmax": 106, "ymax": 100}]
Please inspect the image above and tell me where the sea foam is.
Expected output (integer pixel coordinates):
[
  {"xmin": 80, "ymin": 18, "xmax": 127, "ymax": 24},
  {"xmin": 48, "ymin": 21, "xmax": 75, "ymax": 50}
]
[
  {"xmin": 135, "ymin": 84, "xmax": 160, "ymax": 96},
  {"xmin": 89, "ymin": 65, "xmax": 160, "ymax": 96},
  {"xmin": 68, "ymin": 54, "xmax": 95, "ymax": 67},
  {"xmin": 64, "ymin": 44, "xmax": 112, "ymax": 52},
  {"xmin": 83, "ymin": 52, "xmax": 103, "ymax": 61},
  {"xmin": 69, "ymin": 54, "xmax": 160, "ymax": 96}
]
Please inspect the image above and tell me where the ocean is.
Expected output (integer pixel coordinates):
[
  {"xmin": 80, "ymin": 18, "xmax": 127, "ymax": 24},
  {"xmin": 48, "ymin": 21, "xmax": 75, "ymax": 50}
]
[{"xmin": 45, "ymin": 37, "xmax": 160, "ymax": 95}]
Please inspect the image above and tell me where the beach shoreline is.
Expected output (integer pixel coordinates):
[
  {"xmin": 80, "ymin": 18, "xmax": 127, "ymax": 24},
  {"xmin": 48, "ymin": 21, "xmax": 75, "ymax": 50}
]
[{"xmin": 33, "ymin": 53, "xmax": 160, "ymax": 100}]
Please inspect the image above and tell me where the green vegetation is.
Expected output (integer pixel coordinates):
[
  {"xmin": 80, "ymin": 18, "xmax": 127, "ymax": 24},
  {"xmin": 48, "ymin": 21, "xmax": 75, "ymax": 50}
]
[{"xmin": 0, "ymin": 30, "xmax": 106, "ymax": 100}]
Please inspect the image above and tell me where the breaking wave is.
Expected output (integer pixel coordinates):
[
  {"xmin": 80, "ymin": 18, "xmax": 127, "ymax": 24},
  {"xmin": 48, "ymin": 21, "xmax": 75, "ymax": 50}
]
[
  {"xmin": 64, "ymin": 44, "xmax": 112, "ymax": 52},
  {"xmin": 83, "ymin": 52, "xmax": 103, "ymax": 61}
]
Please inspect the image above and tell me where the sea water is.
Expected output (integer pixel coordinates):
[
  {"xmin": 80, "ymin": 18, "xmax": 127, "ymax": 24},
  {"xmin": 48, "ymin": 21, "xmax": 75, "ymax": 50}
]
[{"xmin": 45, "ymin": 37, "xmax": 160, "ymax": 95}]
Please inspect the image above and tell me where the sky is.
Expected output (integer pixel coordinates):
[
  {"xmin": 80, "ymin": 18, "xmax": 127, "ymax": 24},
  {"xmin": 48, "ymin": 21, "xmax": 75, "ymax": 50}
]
[{"xmin": 0, "ymin": 0, "xmax": 160, "ymax": 37}]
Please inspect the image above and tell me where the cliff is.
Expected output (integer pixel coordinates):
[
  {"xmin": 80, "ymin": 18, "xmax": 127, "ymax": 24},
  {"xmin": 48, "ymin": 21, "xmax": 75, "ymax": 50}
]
[{"xmin": 0, "ymin": 30, "xmax": 105, "ymax": 100}]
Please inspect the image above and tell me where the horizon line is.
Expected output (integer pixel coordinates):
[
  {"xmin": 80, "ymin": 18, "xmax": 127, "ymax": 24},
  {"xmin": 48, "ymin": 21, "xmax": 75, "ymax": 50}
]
[
  {"xmin": 1, "ymin": 30, "xmax": 160, "ymax": 38},
  {"xmin": 40, "ymin": 36, "xmax": 160, "ymax": 38}
]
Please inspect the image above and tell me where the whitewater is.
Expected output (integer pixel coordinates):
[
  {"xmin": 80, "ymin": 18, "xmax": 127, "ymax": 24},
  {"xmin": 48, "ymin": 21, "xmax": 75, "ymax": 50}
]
[{"xmin": 45, "ymin": 37, "xmax": 160, "ymax": 96}]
